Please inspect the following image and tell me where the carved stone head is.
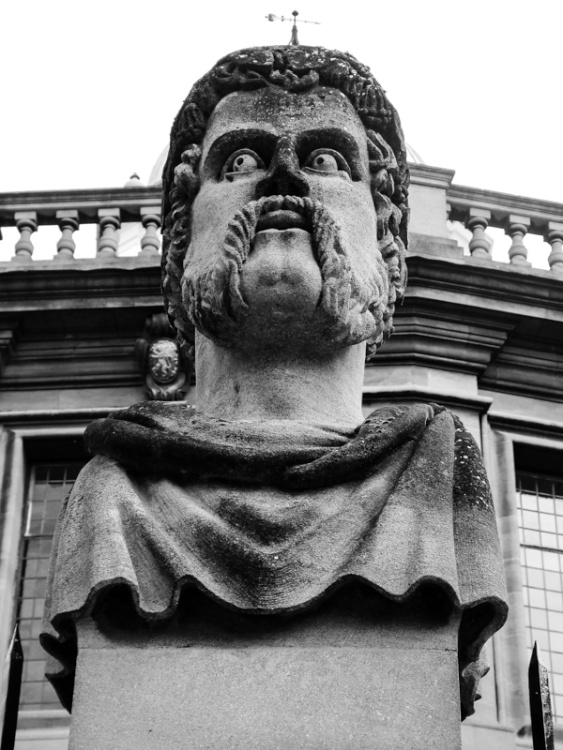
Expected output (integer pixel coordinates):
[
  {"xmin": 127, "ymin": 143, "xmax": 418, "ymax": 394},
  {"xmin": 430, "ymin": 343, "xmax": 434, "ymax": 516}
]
[
  {"xmin": 161, "ymin": 46, "xmax": 409, "ymax": 360},
  {"xmin": 148, "ymin": 339, "xmax": 180, "ymax": 384}
]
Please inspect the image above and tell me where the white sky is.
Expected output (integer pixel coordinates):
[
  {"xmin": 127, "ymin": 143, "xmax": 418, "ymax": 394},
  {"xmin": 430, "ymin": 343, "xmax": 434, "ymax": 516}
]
[{"xmin": 1, "ymin": 0, "xmax": 562, "ymax": 203}]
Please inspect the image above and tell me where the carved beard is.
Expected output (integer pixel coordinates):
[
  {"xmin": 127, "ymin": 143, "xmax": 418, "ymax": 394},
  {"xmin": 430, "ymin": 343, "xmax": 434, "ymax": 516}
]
[{"xmin": 181, "ymin": 195, "xmax": 389, "ymax": 351}]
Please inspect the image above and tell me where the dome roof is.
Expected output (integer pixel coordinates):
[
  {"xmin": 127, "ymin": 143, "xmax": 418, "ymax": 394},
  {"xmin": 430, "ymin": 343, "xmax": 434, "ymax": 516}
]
[
  {"xmin": 124, "ymin": 172, "xmax": 145, "ymax": 188},
  {"xmin": 406, "ymin": 144, "xmax": 425, "ymax": 165},
  {"xmin": 148, "ymin": 146, "xmax": 168, "ymax": 186}
]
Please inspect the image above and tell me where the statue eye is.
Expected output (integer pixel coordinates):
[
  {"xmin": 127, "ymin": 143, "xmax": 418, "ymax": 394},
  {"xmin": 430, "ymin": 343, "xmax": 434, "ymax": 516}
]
[
  {"xmin": 304, "ymin": 149, "xmax": 351, "ymax": 177},
  {"xmin": 222, "ymin": 149, "xmax": 265, "ymax": 181}
]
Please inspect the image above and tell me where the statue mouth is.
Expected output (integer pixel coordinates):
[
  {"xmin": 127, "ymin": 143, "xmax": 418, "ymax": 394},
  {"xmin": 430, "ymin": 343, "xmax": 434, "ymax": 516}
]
[{"xmin": 256, "ymin": 209, "xmax": 308, "ymax": 232}]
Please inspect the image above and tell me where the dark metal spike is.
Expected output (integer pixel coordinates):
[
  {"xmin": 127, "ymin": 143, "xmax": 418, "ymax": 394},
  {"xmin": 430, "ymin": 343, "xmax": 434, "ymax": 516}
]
[
  {"xmin": 529, "ymin": 642, "xmax": 555, "ymax": 750},
  {"xmin": 0, "ymin": 625, "xmax": 24, "ymax": 750}
]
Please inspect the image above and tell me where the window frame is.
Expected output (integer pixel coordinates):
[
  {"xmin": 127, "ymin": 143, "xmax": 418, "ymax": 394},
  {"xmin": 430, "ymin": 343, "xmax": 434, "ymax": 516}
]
[
  {"xmin": 485, "ymin": 417, "xmax": 563, "ymax": 734},
  {"xmin": 0, "ymin": 421, "xmax": 90, "ymax": 745}
]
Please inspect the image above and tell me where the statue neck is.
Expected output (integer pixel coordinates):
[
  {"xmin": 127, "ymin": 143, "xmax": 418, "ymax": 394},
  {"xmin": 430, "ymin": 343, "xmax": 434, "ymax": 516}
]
[{"xmin": 194, "ymin": 334, "xmax": 366, "ymax": 429}]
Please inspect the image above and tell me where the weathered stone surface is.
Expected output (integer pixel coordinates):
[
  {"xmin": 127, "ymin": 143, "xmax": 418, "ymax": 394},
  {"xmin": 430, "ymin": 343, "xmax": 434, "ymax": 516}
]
[
  {"xmin": 160, "ymin": 46, "xmax": 408, "ymax": 366},
  {"xmin": 41, "ymin": 44, "xmax": 508, "ymax": 745},
  {"xmin": 70, "ymin": 589, "xmax": 463, "ymax": 750},
  {"xmin": 42, "ymin": 401, "xmax": 506, "ymax": 720}
]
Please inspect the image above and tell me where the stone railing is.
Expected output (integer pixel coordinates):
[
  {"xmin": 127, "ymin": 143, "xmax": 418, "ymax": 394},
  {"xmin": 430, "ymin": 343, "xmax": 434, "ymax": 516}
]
[
  {"xmin": 409, "ymin": 164, "xmax": 563, "ymax": 273},
  {"xmin": 448, "ymin": 184, "xmax": 563, "ymax": 272},
  {"xmin": 0, "ymin": 186, "xmax": 162, "ymax": 262},
  {"xmin": 0, "ymin": 167, "xmax": 562, "ymax": 272}
]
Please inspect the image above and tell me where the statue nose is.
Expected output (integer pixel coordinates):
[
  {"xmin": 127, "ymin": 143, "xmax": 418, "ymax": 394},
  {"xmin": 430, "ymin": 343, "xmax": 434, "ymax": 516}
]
[{"xmin": 256, "ymin": 138, "xmax": 310, "ymax": 198}]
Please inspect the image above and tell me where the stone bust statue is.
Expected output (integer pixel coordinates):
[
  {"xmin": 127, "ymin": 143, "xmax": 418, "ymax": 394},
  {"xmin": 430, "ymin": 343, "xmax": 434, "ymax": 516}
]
[
  {"xmin": 42, "ymin": 47, "xmax": 507, "ymax": 723},
  {"xmin": 160, "ymin": 46, "xmax": 408, "ymax": 429}
]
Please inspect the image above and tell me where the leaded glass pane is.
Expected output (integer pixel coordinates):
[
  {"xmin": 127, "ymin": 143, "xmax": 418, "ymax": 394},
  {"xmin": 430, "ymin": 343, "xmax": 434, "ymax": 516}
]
[
  {"xmin": 17, "ymin": 463, "xmax": 83, "ymax": 711},
  {"xmin": 518, "ymin": 470, "xmax": 563, "ymax": 723}
]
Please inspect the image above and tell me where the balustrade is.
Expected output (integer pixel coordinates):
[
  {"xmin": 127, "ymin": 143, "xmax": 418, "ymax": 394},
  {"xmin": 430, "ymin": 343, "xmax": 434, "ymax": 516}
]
[
  {"xmin": 55, "ymin": 210, "xmax": 78, "ymax": 260},
  {"xmin": 505, "ymin": 215, "xmax": 531, "ymax": 267},
  {"xmin": 139, "ymin": 206, "xmax": 162, "ymax": 257},
  {"xmin": 97, "ymin": 208, "xmax": 121, "ymax": 257},
  {"xmin": 0, "ymin": 186, "xmax": 162, "ymax": 263},
  {"xmin": 546, "ymin": 222, "xmax": 563, "ymax": 273},
  {"xmin": 465, "ymin": 208, "xmax": 491, "ymax": 259},
  {"xmin": 0, "ymin": 171, "xmax": 562, "ymax": 273},
  {"xmin": 13, "ymin": 212, "xmax": 37, "ymax": 261},
  {"xmin": 447, "ymin": 178, "xmax": 563, "ymax": 273}
]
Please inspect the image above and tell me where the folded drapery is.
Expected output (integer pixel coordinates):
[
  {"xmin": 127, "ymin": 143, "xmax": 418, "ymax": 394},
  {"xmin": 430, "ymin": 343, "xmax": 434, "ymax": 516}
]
[{"xmin": 41, "ymin": 402, "xmax": 507, "ymax": 717}]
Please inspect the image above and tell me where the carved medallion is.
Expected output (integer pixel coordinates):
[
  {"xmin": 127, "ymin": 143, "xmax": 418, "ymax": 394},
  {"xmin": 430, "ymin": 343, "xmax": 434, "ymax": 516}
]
[
  {"xmin": 135, "ymin": 314, "xmax": 191, "ymax": 401},
  {"xmin": 148, "ymin": 339, "xmax": 180, "ymax": 384}
]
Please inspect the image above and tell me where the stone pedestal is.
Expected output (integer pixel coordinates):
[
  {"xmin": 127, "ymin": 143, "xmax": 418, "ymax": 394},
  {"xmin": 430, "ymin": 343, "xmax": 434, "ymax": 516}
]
[{"xmin": 69, "ymin": 587, "xmax": 462, "ymax": 750}]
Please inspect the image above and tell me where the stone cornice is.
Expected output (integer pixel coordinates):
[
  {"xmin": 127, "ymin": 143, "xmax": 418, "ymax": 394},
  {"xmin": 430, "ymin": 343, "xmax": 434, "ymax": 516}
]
[
  {"xmin": 362, "ymin": 385, "xmax": 493, "ymax": 413},
  {"xmin": 1, "ymin": 252, "xmax": 563, "ymax": 320},
  {"xmin": 488, "ymin": 411, "xmax": 563, "ymax": 440},
  {"xmin": 406, "ymin": 252, "xmax": 563, "ymax": 321},
  {"xmin": 0, "ymin": 187, "xmax": 162, "ymax": 225},
  {"xmin": 409, "ymin": 163, "xmax": 456, "ymax": 189},
  {"xmin": 0, "ymin": 257, "xmax": 161, "ymax": 311},
  {"xmin": 0, "ymin": 407, "xmax": 121, "ymax": 430},
  {"xmin": 448, "ymin": 184, "xmax": 563, "ymax": 228}
]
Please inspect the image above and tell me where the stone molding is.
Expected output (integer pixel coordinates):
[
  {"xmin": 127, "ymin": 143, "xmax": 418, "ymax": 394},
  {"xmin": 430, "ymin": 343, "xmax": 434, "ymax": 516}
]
[
  {"xmin": 1, "ymin": 254, "xmax": 563, "ymax": 406},
  {"xmin": 448, "ymin": 184, "xmax": 563, "ymax": 228},
  {"xmin": 0, "ymin": 186, "xmax": 161, "ymax": 225},
  {"xmin": 377, "ymin": 301, "xmax": 515, "ymax": 375},
  {"xmin": 0, "ymin": 427, "xmax": 25, "ymax": 726},
  {"xmin": 409, "ymin": 163, "xmax": 455, "ymax": 189},
  {"xmin": 406, "ymin": 254, "xmax": 563, "ymax": 320},
  {"xmin": 362, "ymin": 385, "xmax": 493, "ymax": 413},
  {"xmin": 487, "ymin": 413, "xmax": 563, "ymax": 441},
  {"xmin": 0, "ymin": 259, "xmax": 160, "ymax": 312}
]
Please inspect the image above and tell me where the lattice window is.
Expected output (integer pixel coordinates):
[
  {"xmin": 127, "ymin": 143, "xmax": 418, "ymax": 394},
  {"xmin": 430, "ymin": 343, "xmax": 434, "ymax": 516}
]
[
  {"xmin": 18, "ymin": 463, "xmax": 83, "ymax": 710},
  {"xmin": 518, "ymin": 471, "xmax": 563, "ymax": 722}
]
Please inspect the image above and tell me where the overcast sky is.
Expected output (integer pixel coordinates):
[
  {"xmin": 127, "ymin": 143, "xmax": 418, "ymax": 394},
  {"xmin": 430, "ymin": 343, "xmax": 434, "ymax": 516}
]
[{"xmin": 2, "ymin": 0, "xmax": 562, "ymax": 204}]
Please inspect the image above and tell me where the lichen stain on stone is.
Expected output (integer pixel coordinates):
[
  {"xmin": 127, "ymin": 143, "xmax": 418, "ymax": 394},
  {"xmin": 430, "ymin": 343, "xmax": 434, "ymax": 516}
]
[{"xmin": 452, "ymin": 416, "xmax": 494, "ymax": 512}]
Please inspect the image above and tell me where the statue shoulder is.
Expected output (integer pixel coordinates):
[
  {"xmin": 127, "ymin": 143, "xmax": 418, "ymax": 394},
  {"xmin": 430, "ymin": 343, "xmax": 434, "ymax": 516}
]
[
  {"xmin": 72, "ymin": 453, "xmax": 132, "ymax": 496},
  {"xmin": 362, "ymin": 401, "xmax": 449, "ymax": 436},
  {"xmin": 447, "ymin": 413, "xmax": 495, "ymax": 513}
]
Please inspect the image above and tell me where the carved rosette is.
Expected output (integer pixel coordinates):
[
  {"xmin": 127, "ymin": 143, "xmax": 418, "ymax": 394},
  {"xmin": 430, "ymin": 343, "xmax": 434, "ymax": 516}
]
[{"xmin": 135, "ymin": 314, "xmax": 191, "ymax": 401}]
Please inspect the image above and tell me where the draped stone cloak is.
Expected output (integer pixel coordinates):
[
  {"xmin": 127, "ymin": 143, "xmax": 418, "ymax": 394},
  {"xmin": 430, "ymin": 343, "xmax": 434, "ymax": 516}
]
[{"xmin": 41, "ymin": 401, "xmax": 508, "ymax": 717}]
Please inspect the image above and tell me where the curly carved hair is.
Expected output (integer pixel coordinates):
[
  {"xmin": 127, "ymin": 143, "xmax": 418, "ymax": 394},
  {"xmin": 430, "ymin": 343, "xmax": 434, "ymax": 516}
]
[{"xmin": 161, "ymin": 46, "xmax": 409, "ymax": 361}]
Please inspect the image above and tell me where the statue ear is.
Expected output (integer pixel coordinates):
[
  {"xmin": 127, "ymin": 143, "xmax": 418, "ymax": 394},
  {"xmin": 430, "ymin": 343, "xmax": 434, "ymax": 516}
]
[
  {"xmin": 173, "ymin": 145, "xmax": 202, "ymax": 202},
  {"xmin": 367, "ymin": 130, "xmax": 398, "ymax": 199},
  {"xmin": 366, "ymin": 130, "xmax": 398, "ymax": 172}
]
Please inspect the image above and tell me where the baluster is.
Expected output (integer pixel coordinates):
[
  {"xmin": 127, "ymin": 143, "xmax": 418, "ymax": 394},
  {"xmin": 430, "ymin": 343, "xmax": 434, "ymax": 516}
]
[
  {"xmin": 505, "ymin": 214, "xmax": 531, "ymax": 266},
  {"xmin": 55, "ymin": 210, "xmax": 79, "ymax": 260},
  {"xmin": 465, "ymin": 208, "xmax": 491, "ymax": 259},
  {"xmin": 545, "ymin": 221, "xmax": 563, "ymax": 273},
  {"xmin": 97, "ymin": 208, "xmax": 120, "ymax": 257},
  {"xmin": 139, "ymin": 207, "xmax": 161, "ymax": 256},
  {"xmin": 13, "ymin": 211, "xmax": 37, "ymax": 261}
]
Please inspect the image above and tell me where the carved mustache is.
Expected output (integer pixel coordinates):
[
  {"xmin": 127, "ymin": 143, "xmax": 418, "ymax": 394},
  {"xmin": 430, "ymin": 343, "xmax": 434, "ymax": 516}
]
[
  {"xmin": 225, "ymin": 195, "xmax": 334, "ymax": 262},
  {"xmin": 183, "ymin": 194, "xmax": 373, "ymax": 347},
  {"xmin": 254, "ymin": 196, "xmax": 310, "ymax": 233},
  {"xmin": 183, "ymin": 192, "xmax": 386, "ymax": 352}
]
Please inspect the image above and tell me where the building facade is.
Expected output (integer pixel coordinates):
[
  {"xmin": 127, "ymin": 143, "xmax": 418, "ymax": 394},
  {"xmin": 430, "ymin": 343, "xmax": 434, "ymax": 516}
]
[{"xmin": 1, "ymin": 163, "xmax": 563, "ymax": 748}]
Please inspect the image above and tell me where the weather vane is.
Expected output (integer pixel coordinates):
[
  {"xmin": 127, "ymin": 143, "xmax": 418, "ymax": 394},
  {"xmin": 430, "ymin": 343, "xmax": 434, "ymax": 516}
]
[{"xmin": 266, "ymin": 10, "xmax": 320, "ymax": 46}]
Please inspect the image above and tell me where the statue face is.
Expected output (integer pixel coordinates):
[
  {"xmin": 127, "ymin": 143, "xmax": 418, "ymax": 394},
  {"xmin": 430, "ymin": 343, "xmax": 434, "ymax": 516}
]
[{"xmin": 182, "ymin": 86, "xmax": 389, "ymax": 354}]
